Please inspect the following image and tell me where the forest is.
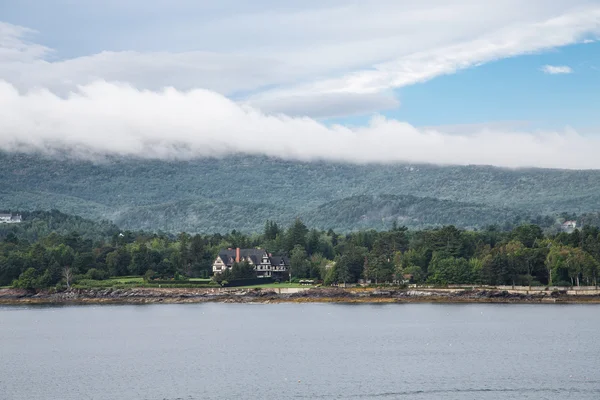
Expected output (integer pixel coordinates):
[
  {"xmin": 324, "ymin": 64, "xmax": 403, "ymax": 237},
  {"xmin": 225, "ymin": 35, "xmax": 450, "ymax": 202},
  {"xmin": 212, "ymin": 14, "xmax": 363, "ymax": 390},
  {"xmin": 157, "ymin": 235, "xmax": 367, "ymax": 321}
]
[
  {"xmin": 3, "ymin": 151, "xmax": 600, "ymax": 233},
  {"xmin": 1, "ymin": 210, "xmax": 599, "ymax": 290}
]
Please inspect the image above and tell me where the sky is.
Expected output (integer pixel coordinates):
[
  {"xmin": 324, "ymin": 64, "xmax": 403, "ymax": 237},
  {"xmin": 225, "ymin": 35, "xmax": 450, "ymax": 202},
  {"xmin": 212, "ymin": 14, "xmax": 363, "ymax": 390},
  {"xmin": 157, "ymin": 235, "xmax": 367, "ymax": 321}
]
[{"xmin": 1, "ymin": 0, "xmax": 599, "ymax": 168}]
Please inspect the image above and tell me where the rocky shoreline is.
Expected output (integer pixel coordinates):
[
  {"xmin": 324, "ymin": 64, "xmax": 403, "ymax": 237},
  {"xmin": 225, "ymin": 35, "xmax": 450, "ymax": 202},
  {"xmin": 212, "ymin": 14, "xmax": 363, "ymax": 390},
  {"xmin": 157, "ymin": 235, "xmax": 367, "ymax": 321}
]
[{"xmin": 2, "ymin": 287, "xmax": 600, "ymax": 305}]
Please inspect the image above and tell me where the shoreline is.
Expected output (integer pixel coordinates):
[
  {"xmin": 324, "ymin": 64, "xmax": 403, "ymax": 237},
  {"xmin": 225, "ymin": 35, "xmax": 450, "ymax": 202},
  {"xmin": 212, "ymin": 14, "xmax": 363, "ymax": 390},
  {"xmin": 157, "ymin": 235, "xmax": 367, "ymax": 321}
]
[{"xmin": 2, "ymin": 287, "xmax": 600, "ymax": 305}]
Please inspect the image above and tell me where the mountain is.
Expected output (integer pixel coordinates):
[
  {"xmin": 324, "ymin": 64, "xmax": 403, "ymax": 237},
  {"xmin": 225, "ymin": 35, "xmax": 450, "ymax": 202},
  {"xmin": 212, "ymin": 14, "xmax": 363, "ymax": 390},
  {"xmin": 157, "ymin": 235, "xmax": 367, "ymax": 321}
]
[
  {"xmin": 0, "ymin": 210, "xmax": 119, "ymax": 242},
  {"xmin": 1, "ymin": 151, "xmax": 599, "ymax": 232},
  {"xmin": 300, "ymin": 195, "xmax": 533, "ymax": 231}
]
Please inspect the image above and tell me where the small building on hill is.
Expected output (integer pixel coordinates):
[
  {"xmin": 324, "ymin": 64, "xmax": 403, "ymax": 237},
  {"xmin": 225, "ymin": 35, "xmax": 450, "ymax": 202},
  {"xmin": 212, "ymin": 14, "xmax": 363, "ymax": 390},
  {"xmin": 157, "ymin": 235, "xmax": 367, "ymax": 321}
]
[
  {"xmin": 561, "ymin": 220, "xmax": 577, "ymax": 233},
  {"xmin": 212, "ymin": 248, "xmax": 290, "ymax": 278},
  {"xmin": 0, "ymin": 213, "xmax": 22, "ymax": 224}
]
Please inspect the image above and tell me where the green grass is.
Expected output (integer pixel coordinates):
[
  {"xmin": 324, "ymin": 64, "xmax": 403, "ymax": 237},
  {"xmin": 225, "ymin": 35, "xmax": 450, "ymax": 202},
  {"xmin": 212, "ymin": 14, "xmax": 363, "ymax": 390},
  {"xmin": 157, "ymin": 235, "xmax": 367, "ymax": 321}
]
[
  {"xmin": 73, "ymin": 276, "xmax": 144, "ymax": 289},
  {"xmin": 236, "ymin": 282, "xmax": 315, "ymax": 289},
  {"xmin": 71, "ymin": 276, "xmax": 310, "ymax": 290},
  {"xmin": 108, "ymin": 277, "xmax": 144, "ymax": 284},
  {"xmin": 72, "ymin": 276, "xmax": 220, "ymax": 289}
]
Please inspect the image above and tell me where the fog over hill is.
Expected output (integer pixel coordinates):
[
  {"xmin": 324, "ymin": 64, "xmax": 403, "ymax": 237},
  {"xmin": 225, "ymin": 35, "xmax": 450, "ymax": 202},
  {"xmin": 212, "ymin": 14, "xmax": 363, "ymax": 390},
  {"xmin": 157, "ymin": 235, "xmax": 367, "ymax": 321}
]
[{"xmin": 2, "ymin": 151, "xmax": 599, "ymax": 233}]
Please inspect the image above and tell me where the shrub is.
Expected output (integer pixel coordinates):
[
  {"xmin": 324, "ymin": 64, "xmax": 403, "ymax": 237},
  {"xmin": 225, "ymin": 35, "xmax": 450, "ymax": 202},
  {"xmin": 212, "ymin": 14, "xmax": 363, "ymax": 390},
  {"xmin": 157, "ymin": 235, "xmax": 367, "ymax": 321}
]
[
  {"xmin": 86, "ymin": 268, "xmax": 108, "ymax": 280},
  {"xmin": 12, "ymin": 268, "xmax": 39, "ymax": 290},
  {"xmin": 144, "ymin": 270, "xmax": 156, "ymax": 282}
]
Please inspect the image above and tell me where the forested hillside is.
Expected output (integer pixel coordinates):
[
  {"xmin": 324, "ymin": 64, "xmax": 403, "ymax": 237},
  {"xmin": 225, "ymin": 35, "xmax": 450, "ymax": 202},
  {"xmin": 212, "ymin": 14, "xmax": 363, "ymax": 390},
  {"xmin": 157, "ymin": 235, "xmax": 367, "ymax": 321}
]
[
  {"xmin": 2, "ymin": 151, "xmax": 600, "ymax": 232},
  {"xmin": 0, "ymin": 210, "xmax": 119, "ymax": 242},
  {"xmin": 300, "ymin": 195, "xmax": 536, "ymax": 231}
]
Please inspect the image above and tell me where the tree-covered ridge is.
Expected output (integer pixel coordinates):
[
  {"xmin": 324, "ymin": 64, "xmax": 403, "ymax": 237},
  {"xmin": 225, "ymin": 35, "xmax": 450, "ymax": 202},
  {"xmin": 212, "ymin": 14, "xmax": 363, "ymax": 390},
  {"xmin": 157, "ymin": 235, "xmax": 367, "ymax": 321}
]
[
  {"xmin": 2, "ymin": 151, "xmax": 600, "ymax": 233},
  {"xmin": 1, "ymin": 211, "xmax": 599, "ymax": 291},
  {"xmin": 300, "ymin": 194, "xmax": 537, "ymax": 231},
  {"xmin": 0, "ymin": 210, "xmax": 119, "ymax": 242}
]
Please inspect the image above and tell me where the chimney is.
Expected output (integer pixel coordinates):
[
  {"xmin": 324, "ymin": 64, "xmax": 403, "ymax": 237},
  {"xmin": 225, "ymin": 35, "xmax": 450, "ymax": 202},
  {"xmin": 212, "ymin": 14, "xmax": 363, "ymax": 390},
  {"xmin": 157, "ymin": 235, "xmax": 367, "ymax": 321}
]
[{"xmin": 236, "ymin": 247, "xmax": 240, "ymax": 263}]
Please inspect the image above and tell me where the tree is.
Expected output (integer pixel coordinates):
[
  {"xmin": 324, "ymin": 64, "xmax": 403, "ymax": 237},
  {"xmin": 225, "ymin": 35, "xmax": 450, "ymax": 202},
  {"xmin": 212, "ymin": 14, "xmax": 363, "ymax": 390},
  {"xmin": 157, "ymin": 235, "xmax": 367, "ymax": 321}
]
[
  {"xmin": 501, "ymin": 240, "xmax": 527, "ymax": 288},
  {"xmin": 364, "ymin": 255, "xmax": 395, "ymax": 284},
  {"xmin": 143, "ymin": 269, "xmax": 156, "ymax": 282},
  {"xmin": 106, "ymin": 248, "xmax": 131, "ymax": 277},
  {"xmin": 264, "ymin": 220, "xmax": 280, "ymax": 241},
  {"xmin": 512, "ymin": 224, "xmax": 543, "ymax": 248},
  {"xmin": 177, "ymin": 232, "xmax": 191, "ymax": 276},
  {"xmin": 285, "ymin": 218, "xmax": 308, "ymax": 252},
  {"xmin": 306, "ymin": 229, "xmax": 321, "ymax": 256},
  {"xmin": 372, "ymin": 230, "xmax": 408, "ymax": 259},
  {"xmin": 63, "ymin": 266, "xmax": 73, "ymax": 288},
  {"xmin": 417, "ymin": 226, "xmax": 464, "ymax": 262},
  {"xmin": 427, "ymin": 254, "xmax": 472, "ymax": 285},
  {"xmin": 4, "ymin": 232, "xmax": 19, "ymax": 245},
  {"xmin": 334, "ymin": 243, "xmax": 367, "ymax": 284},
  {"xmin": 289, "ymin": 245, "xmax": 309, "ymax": 280},
  {"xmin": 580, "ymin": 251, "xmax": 599, "ymax": 287},
  {"xmin": 230, "ymin": 261, "xmax": 256, "ymax": 280},
  {"xmin": 12, "ymin": 268, "xmax": 38, "ymax": 290},
  {"xmin": 129, "ymin": 244, "xmax": 154, "ymax": 276}
]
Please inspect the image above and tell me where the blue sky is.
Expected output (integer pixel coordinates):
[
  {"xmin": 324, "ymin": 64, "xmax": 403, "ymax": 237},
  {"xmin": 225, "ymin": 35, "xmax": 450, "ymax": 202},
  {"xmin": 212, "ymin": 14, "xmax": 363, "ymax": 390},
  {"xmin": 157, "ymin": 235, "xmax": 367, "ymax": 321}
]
[
  {"xmin": 324, "ymin": 41, "xmax": 600, "ymax": 129},
  {"xmin": 0, "ymin": 1, "xmax": 600, "ymax": 168},
  {"xmin": 388, "ymin": 42, "xmax": 600, "ymax": 129}
]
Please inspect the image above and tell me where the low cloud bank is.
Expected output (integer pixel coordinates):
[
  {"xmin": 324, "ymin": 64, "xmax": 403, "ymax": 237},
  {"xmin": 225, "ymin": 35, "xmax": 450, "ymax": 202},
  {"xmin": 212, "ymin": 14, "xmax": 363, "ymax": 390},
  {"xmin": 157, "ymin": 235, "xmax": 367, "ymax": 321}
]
[{"xmin": 1, "ymin": 80, "xmax": 598, "ymax": 169}]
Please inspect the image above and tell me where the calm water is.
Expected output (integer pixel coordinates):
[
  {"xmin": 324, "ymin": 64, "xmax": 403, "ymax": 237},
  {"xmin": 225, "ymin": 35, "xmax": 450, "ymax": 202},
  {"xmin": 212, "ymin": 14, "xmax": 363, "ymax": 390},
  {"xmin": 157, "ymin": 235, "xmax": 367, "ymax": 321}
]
[{"xmin": 1, "ymin": 303, "xmax": 599, "ymax": 400}]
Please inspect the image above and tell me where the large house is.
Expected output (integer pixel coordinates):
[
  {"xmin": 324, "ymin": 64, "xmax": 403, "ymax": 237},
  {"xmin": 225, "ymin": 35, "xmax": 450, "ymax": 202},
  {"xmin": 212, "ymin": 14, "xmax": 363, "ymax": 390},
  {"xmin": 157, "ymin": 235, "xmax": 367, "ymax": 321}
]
[
  {"xmin": 0, "ymin": 213, "xmax": 22, "ymax": 224},
  {"xmin": 212, "ymin": 248, "xmax": 290, "ymax": 278}
]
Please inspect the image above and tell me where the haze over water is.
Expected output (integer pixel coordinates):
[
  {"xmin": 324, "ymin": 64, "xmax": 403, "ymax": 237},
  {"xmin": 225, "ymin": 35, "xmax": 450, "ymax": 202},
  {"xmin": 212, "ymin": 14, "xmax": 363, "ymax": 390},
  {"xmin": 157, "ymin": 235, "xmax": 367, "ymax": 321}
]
[{"xmin": 1, "ymin": 303, "xmax": 598, "ymax": 400}]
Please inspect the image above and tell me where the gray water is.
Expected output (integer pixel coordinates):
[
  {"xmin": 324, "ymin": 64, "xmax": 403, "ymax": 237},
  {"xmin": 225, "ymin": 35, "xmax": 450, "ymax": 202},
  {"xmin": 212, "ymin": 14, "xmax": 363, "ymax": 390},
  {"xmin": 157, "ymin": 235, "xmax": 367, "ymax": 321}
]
[{"xmin": 1, "ymin": 303, "xmax": 598, "ymax": 400}]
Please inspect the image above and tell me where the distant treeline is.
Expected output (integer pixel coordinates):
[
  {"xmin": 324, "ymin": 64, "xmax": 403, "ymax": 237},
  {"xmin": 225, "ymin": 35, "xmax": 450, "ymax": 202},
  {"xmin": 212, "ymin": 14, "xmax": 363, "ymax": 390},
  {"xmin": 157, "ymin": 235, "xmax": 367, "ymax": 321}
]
[{"xmin": 1, "ymin": 210, "xmax": 599, "ymax": 290}]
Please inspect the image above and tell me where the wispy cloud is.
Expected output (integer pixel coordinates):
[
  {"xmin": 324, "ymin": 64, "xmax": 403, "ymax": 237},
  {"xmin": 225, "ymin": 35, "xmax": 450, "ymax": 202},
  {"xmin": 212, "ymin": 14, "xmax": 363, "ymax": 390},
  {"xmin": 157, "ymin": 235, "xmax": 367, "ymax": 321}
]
[
  {"xmin": 1, "ymin": 1, "xmax": 599, "ymax": 117},
  {"xmin": 1, "ymin": 80, "xmax": 599, "ymax": 169},
  {"xmin": 541, "ymin": 65, "xmax": 574, "ymax": 74},
  {"xmin": 0, "ymin": 1, "xmax": 599, "ymax": 169}
]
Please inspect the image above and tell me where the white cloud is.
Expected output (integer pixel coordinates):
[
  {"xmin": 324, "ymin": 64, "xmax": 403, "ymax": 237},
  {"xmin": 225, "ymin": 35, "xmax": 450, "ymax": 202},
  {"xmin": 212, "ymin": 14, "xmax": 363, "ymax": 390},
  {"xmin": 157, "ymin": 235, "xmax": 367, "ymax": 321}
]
[
  {"xmin": 541, "ymin": 65, "xmax": 574, "ymax": 74},
  {"xmin": 0, "ymin": 23, "xmax": 51, "ymax": 63},
  {"xmin": 0, "ymin": 2, "xmax": 599, "ymax": 168},
  {"xmin": 1, "ymin": 80, "xmax": 599, "ymax": 169},
  {"xmin": 1, "ymin": 1, "xmax": 599, "ymax": 116}
]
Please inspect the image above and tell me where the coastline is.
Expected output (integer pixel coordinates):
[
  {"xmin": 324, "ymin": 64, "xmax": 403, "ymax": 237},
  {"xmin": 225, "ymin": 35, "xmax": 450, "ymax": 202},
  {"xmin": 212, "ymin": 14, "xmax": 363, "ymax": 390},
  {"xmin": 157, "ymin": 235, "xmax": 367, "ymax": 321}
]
[{"xmin": 2, "ymin": 287, "xmax": 600, "ymax": 305}]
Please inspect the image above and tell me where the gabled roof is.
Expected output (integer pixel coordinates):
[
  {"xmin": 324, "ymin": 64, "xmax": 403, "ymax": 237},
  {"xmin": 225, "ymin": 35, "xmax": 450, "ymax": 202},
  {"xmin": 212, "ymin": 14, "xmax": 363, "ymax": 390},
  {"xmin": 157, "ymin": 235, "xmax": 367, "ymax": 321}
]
[
  {"xmin": 217, "ymin": 248, "xmax": 268, "ymax": 266},
  {"xmin": 216, "ymin": 248, "xmax": 288, "ymax": 267},
  {"xmin": 270, "ymin": 255, "xmax": 290, "ymax": 266}
]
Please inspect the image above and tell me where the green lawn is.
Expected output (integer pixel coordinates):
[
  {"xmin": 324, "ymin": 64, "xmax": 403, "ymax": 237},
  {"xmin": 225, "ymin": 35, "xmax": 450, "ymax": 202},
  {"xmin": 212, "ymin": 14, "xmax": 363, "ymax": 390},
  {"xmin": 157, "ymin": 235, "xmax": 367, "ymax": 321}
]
[
  {"xmin": 237, "ymin": 282, "xmax": 315, "ymax": 289},
  {"xmin": 108, "ymin": 277, "xmax": 144, "ymax": 284}
]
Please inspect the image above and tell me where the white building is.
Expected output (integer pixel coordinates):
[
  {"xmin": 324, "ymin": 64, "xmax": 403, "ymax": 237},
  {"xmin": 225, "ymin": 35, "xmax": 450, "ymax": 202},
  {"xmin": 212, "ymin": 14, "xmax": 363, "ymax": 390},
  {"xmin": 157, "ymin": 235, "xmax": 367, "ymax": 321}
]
[
  {"xmin": 0, "ymin": 213, "xmax": 22, "ymax": 224},
  {"xmin": 561, "ymin": 220, "xmax": 577, "ymax": 233}
]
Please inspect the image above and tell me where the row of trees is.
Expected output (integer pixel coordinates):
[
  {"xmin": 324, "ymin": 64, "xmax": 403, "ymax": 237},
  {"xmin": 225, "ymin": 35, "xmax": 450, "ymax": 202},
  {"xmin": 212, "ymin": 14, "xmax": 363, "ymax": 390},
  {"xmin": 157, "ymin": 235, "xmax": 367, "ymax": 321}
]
[{"xmin": 1, "ymin": 214, "xmax": 600, "ymax": 289}]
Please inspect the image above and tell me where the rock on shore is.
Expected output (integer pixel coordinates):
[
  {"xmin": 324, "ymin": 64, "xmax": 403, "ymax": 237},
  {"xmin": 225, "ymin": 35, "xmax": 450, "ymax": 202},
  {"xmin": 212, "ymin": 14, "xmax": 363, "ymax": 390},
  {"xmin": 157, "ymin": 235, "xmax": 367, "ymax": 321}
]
[{"xmin": 1, "ymin": 287, "xmax": 598, "ymax": 305}]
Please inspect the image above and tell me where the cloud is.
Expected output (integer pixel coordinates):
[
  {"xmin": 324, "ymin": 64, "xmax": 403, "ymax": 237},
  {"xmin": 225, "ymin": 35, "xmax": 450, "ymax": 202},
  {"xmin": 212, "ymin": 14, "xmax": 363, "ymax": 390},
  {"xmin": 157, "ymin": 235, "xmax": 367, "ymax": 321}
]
[
  {"xmin": 541, "ymin": 65, "xmax": 574, "ymax": 74},
  {"xmin": 1, "ymin": 80, "xmax": 599, "ymax": 169},
  {"xmin": 1, "ymin": 1, "xmax": 600, "ymax": 116},
  {"xmin": 0, "ymin": 23, "xmax": 52, "ymax": 62},
  {"xmin": 246, "ymin": 92, "xmax": 400, "ymax": 118}
]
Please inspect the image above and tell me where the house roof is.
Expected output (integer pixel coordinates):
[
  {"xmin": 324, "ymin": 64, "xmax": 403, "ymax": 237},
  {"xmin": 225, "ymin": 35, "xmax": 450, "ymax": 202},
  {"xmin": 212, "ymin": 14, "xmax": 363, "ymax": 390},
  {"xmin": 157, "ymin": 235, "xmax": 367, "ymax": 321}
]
[
  {"xmin": 218, "ymin": 248, "xmax": 267, "ymax": 266},
  {"xmin": 216, "ymin": 249, "xmax": 289, "ymax": 267},
  {"xmin": 270, "ymin": 255, "xmax": 290, "ymax": 266}
]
